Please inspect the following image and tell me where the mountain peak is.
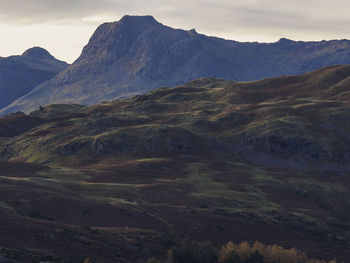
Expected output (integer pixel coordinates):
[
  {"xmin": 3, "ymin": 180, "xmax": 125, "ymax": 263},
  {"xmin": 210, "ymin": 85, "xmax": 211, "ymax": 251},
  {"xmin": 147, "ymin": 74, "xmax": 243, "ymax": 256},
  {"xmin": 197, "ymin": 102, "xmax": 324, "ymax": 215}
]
[
  {"xmin": 77, "ymin": 15, "xmax": 162, "ymax": 61},
  {"xmin": 187, "ymin": 29, "xmax": 198, "ymax": 36},
  {"xmin": 277, "ymin": 38, "xmax": 294, "ymax": 44},
  {"xmin": 119, "ymin": 15, "xmax": 158, "ymax": 25},
  {"xmin": 22, "ymin": 47, "xmax": 54, "ymax": 60}
]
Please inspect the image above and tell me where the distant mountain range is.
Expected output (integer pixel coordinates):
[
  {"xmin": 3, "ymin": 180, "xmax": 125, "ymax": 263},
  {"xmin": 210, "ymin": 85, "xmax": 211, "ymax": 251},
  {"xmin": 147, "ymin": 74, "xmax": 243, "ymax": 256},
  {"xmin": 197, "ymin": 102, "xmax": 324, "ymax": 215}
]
[
  {"xmin": 0, "ymin": 47, "xmax": 68, "ymax": 109},
  {"xmin": 2, "ymin": 15, "xmax": 350, "ymax": 115}
]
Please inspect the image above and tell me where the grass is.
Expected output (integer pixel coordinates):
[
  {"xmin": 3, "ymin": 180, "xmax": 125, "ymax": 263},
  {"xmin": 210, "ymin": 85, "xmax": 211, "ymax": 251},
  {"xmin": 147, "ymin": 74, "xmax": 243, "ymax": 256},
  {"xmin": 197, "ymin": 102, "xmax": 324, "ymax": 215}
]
[
  {"xmin": 136, "ymin": 158, "xmax": 171, "ymax": 163},
  {"xmin": 2, "ymin": 67, "xmax": 350, "ymax": 261},
  {"xmin": 37, "ymin": 167, "xmax": 89, "ymax": 182},
  {"xmin": 176, "ymin": 162, "xmax": 280, "ymax": 215},
  {"xmin": 32, "ymin": 104, "xmax": 85, "ymax": 118},
  {"xmin": 36, "ymin": 167, "xmax": 144, "ymax": 201}
]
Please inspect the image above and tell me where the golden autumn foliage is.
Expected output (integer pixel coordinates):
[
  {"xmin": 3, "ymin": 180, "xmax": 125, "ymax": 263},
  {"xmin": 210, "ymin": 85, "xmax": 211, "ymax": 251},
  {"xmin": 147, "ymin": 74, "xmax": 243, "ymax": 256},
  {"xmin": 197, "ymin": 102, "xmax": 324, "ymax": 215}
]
[
  {"xmin": 83, "ymin": 258, "xmax": 94, "ymax": 263},
  {"xmin": 218, "ymin": 241, "xmax": 237, "ymax": 262},
  {"xmin": 217, "ymin": 241, "xmax": 342, "ymax": 263},
  {"xmin": 147, "ymin": 257, "xmax": 161, "ymax": 263},
  {"xmin": 165, "ymin": 250, "xmax": 175, "ymax": 263},
  {"xmin": 147, "ymin": 240, "xmax": 343, "ymax": 263}
]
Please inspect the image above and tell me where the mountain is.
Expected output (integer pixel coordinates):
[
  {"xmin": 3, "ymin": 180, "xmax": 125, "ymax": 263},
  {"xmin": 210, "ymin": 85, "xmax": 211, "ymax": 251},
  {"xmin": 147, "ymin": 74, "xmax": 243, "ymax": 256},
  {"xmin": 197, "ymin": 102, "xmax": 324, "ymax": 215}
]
[
  {"xmin": 0, "ymin": 65, "xmax": 350, "ymax": 262},
  {"xmin": 2, "ymin": 15, "xmax": 350, "ymax": 115},
  {"xmin": 0, "ymin": 47, "xmax": 68, "ymax": 109}
]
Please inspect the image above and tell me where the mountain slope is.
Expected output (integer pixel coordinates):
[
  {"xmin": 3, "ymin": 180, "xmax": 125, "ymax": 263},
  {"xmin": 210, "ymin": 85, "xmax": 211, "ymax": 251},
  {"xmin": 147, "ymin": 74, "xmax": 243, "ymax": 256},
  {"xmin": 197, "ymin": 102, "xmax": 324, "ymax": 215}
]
[
  {"xmin": 0, "ymin": 47, "xmax": 68, "ymax": 109},
  {"xmin": 3, "ymin": 15, "xmax": 350, "ymax": 114},
  {"xmin": 0, "ymin": 65, "xmax": 350, "ymax": 261}
]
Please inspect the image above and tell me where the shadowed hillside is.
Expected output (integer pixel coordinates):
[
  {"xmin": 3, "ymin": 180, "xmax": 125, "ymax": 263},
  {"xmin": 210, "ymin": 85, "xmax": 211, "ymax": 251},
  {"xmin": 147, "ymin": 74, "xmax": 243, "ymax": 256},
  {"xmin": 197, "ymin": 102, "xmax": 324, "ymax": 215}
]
[
  {"xmin": 0, "ymin": 66, "xmax": 350, "ymax": 262},
  {"xmin": 0, "ymin": 47, "xmax": 68, "ymax": 109}
]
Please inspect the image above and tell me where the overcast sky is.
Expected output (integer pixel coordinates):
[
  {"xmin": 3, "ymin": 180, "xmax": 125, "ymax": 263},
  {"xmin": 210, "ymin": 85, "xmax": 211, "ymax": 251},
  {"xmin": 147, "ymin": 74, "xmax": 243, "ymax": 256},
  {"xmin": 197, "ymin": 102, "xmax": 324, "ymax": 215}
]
[{"xmin": 1, "ymin": 0, "xmax": 350, "ymax": 63}]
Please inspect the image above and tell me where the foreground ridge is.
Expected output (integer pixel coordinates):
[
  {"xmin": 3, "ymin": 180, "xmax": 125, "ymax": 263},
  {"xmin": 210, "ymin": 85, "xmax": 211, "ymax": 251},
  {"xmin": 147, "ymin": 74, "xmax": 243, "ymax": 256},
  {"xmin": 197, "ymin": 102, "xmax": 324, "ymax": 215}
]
[{"xmin": 0, "ymin": 66, "xmax": 350, "ymax": 261}]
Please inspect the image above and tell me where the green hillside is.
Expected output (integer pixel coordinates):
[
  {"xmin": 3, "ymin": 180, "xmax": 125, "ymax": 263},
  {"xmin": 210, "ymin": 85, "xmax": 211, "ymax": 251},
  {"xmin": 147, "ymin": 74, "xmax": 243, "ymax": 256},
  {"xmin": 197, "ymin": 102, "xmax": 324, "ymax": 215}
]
[{"xmin": 1, "ymin": 65, "xmax": 350, "ymax": 262}]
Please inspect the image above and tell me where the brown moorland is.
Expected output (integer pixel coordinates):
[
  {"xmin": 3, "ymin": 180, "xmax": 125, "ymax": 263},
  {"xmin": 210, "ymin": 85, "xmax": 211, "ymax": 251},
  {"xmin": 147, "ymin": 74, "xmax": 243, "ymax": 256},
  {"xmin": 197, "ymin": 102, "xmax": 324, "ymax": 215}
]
[{"xmin": 1, "ymin": 65, "xmax": 350, "ymax": 262}]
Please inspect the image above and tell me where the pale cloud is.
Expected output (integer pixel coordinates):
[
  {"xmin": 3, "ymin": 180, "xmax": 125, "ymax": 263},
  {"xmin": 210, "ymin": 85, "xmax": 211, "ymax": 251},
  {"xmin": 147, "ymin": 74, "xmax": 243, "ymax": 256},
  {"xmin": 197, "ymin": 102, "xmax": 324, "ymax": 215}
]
[{"xmin": 1, "ymin": 0, "xmax": 350, "ymax": 62}]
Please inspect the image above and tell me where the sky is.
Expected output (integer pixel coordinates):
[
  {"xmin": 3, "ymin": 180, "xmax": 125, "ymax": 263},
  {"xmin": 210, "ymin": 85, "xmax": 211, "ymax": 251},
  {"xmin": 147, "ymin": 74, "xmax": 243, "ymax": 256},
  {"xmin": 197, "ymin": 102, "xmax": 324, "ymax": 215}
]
[{"xmin": 1, "ymin": 0, "xmax": 350, "ymax": 63}]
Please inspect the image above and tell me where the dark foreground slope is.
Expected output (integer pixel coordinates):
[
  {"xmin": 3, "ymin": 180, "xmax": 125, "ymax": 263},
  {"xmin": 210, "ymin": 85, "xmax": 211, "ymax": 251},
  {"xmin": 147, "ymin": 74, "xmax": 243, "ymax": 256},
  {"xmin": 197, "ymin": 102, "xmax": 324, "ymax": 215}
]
[
  {"xmin": 3, "ymin": 15, "xmax": 350, "ymax": 115},
  {"xmin": 1, "ymin": 66, "xmax": 350, "ymax": 262},
  {"xmin": 0, "ymin": 47, "xmax": 68, "ymax": 109}
]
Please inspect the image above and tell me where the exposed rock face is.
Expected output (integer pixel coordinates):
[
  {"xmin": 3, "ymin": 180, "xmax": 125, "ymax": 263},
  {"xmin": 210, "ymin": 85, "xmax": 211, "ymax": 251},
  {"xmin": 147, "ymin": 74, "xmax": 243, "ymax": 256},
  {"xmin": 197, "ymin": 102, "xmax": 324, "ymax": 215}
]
[
  {"xmin": 3, "ymin": 15, "xmax": 350, "ymax": 115},
  {"xmin": 0, "ymin": 47, "xmax": 68, "ymax": 109}
]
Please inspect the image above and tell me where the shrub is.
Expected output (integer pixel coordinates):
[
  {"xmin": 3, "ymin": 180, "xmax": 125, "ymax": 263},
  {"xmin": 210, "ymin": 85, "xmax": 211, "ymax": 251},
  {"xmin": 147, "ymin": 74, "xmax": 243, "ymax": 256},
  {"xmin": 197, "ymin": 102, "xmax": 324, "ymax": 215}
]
[
  {"xmin": 165, "ymin": 250, "xmax": 175, "ymax": 263},
  {"xmin": 156, "ymin": 240, "xmax": 341, "ymax": 263},
  {"xmin": 147, "ymin": 257, "xmax": 161, "ymax": 263},
  {"xmin": 217, "ymin": 241, "xmax": 340, "ymax": 263},
  {"xmin": 172, "ymin": 239, "xmax": 216, "ymax": 263}
]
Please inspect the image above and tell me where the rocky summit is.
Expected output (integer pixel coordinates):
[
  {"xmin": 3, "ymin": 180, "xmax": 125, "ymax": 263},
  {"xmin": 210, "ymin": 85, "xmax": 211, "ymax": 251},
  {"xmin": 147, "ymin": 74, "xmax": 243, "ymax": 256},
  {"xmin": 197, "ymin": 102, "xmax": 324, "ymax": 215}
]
[
  {"xmin": 0, "ymin": 47, "xmax": 68, "ymax": 109},
  {"xmin": 2, "ymin": 15, "xmax": 350, "ymax": 115},
  {"xmin": 0, "ymin": 65, "xmax": 350, "ymax": 262}
]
